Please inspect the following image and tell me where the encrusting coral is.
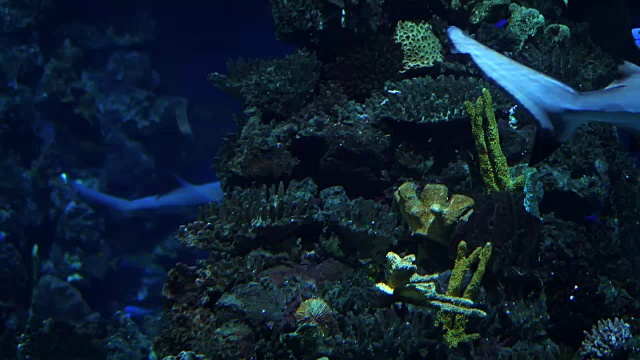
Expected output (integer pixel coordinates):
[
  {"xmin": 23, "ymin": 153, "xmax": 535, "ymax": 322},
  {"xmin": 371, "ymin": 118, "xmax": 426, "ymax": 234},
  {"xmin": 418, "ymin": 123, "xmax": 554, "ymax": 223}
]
[
  {"xmin": 394, "ymin": 182, "xmax": 474, "ymax": 245},
  {"xmin": 394, "ymin": 20, "xmax": 443, "ymax": 71}
]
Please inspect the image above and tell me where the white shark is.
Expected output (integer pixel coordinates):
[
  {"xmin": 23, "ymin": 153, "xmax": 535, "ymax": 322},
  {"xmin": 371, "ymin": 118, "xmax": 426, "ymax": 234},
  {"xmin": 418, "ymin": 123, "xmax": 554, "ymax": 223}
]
[
  {"xmin": 66, "ymin": 175, "xmax": 223, "ymax": 217},
  {"xmin": 447, "ymin": 26, "xmax": 640, "ymax": 142}
]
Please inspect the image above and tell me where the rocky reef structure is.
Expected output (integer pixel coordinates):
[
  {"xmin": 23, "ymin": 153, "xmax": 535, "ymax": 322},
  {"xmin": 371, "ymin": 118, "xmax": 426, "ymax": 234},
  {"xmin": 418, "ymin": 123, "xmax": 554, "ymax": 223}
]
[
  {"xmin": 2, "ymin": 0, "xmax": 640, "ymax": 359},
  {"xmin": 154, "ymin": 0, "xmax": 640, "ymax": 358}
]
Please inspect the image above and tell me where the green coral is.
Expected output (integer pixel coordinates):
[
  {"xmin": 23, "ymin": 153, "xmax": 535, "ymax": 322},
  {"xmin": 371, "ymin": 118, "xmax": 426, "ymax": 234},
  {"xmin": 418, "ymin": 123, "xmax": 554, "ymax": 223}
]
[
  {"xmin": 449, "ymin": 0, "xmax": 510, "ymax": 24},
  {"xmin": 508, "ymin": 3, "xmax": 545, "ymax": 49},
  {"xmin": 544, "ymin": 24, "xmax": 570, "ymax": 44},
  {"xmin": 162, "ymin": 351, "xmax": 207, "ymax": 360},
  {"xmin": 469, "ymin": 0, "xmax": 511, "ymax": 24}
]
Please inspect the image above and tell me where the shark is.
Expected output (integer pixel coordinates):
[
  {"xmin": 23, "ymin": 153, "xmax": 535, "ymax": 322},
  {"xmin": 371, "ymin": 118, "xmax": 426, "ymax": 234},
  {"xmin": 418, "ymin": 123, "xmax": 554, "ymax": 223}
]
[
  {"xmin": 64, "ymin": 174, "xmax": 224, "ymax": 217},
  {"xmin": 447, "ymin": 26, "xmax": 640, "ymax": 143}
]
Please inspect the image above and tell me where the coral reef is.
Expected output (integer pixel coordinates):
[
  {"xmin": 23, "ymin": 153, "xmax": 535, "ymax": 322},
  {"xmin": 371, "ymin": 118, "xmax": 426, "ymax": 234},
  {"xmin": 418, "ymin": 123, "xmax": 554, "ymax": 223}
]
[
  {"xmin": 178, "ymin": 179, "xmax": 319, "ymax": 253},
  {"xmin": 163, "ymin": 351, "xmax": 207, "ymax": 360},
  {"xmin": 367, "ymin": 75, "xmax": 512, "ymax": 124},
  {"xmin": 210, "ymin": 52, "xmax": 321, "ymax": 119},
  {"xmin": 161, "ymin": 5, "xmax": 640, "ymax": 358},
  {"xmin": 268, "ymin": 0, "xmax": 386, "ymax": 42},
  {"xmin": 322, "ymin": 35, "xmax": 403, "ymax": 102},
  {"xmin": 3, "ymin": 0, "xmax": 640, "ymax": 359}
]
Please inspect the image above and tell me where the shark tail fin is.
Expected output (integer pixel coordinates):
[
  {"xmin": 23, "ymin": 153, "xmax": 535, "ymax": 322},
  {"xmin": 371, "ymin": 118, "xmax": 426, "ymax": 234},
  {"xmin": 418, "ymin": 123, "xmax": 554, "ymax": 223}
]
[
  {"xmin": 447, "ymin": 26, "xmax": 581, "ymax": 140},
  {"xmin": 70, "ymin": 181, "xmax": 133, "ymax": 215}
]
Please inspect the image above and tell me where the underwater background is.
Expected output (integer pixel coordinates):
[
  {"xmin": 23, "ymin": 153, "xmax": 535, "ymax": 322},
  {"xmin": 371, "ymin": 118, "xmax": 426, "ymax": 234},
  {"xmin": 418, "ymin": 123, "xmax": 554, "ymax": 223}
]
[{"xmin": 2, "ymin": 0, "xmax": 640, "ymax": 359}]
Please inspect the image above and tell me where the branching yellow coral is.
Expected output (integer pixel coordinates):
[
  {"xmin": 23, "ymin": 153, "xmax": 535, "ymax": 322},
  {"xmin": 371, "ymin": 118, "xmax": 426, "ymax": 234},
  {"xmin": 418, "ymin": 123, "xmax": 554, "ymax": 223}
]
[
  {"xmin": 436, "ymin": 241, "xmax": 493, "ymax": 347},
  {"xmin": 464, "ymin": 88, "xmax": 514, "ymax": 193}
]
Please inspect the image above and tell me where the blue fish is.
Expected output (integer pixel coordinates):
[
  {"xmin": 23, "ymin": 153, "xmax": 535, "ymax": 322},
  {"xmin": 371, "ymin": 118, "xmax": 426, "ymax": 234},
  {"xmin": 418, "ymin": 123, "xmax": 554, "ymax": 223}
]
[
  {"xmin": 495, "ymin": 19, "xmax": 508, "ymax": 28},
  {"xmin": 123, "ymin": 305, "xmax": 154, "ymax": 318},
  {"xmin": 583, "ymin": 214, "xmax": 600, "ymax": 225},
  {"xmin": 632, "ymin": 16, "xmax": 640, "ymax": 50},
  {"xmin": 633, "ymin": 28, "xmax": 640, "ymax": 50}
]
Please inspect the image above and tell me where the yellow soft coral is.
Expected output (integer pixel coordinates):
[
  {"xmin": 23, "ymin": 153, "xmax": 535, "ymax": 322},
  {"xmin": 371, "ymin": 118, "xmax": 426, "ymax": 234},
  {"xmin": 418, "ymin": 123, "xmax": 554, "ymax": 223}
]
[{"xmin": 394, "ymin": 182, "xmax": 474, "ymax": 245}]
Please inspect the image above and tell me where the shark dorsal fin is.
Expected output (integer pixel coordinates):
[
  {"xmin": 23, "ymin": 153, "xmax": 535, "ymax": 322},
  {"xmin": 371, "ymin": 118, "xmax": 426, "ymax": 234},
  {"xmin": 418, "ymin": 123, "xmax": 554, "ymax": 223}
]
[
  {"xmin": 603, "ymin": 61, "xmax": 640, "ymax": 90},
  {"xmin": 619, "ymin": 61, "xmax": 640, "ymax": 76},
  {"xmin": 167, "ymin": 172, "xmax": 194, "ymax": 188}
]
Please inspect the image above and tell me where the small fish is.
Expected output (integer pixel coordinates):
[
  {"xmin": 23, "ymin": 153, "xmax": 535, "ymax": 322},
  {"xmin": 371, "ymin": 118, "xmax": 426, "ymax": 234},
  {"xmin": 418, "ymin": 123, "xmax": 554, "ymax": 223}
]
[
  {"xmin": 633, "ymin": 28, "xmax": 640, "ymax": 50},
  {"xmin": 495, "ymin": 19, "xmax": 508, "ymax": 28},
  {"xmin": 123, "ymin": 305, "xmax": 154, "ymax": 318},
  {"xmin": 583, "ymin": 214, "xmax": 600, "ymax": 225}
]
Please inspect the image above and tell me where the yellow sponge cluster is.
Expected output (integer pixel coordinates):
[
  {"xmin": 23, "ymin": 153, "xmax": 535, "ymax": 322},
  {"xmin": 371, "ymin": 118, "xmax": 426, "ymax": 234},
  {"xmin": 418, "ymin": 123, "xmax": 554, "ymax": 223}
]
[{"xmin": 395, "ymin": 21, "xmax": 443, "ymax": 71}]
